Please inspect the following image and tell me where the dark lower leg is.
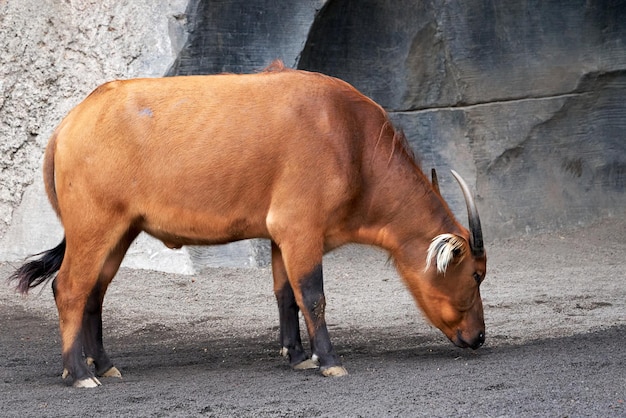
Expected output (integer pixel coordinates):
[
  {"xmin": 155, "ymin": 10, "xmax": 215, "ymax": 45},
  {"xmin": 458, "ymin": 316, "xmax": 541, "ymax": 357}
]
[
  {"xmin": 53, "ymin": 278, "xmax": 98, "ymax": 384},
  {"xmin": 275, "ymin": 283, "xmax": 308, "ymax": 366},
  {"xmin": 298, "ymin": 264, "xmax": 342, "ymax": 371},
  {"xmin": 81, "ymin": 228, "xmax": 136, "ymax": 377},
  {"xmin": 272, "ymin": 242, "xmax": 308, "ymax": 366},
  {"xmin": 82, "ymin": 284, "xmax": 115, "ymax": 376}
]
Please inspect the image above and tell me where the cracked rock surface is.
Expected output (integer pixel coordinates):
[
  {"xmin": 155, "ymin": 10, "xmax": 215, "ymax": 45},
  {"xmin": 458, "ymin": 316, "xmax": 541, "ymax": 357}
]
[
  {"xmin": 1, "ymin": 0, "xmax": 624, "ymax": 269},
  {"xmin": 299, "ymin": 0, "xmax": 626, "ymax": 238},
  {"xmin": 0, "ymin": 0, "xmax": 188, "ymax": 265}
]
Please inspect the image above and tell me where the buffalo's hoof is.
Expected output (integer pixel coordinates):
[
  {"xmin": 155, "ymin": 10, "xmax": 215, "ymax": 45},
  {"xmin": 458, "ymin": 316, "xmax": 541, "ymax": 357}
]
[
  {"xmin": 99, "ymin": 366, "xmax": 122, "ymax": 378},
  {"xmin": 321, "ymin": 366, "xmax": 348, "ymax": 377},
  {"xmin": 293, "ymin": 358, "xmax": 320, "ymax": 370},
  {"xmin": 73, "ymin": 376, "xmax": 102, "ymax": 388},
  {"xmin": 63, "ymin": 368, "xmax": 103, "ymax": 388}
]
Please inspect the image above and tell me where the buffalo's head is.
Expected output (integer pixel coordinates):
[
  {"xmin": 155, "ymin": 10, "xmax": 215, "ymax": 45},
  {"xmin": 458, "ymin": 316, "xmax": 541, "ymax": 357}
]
[{"xmin": 415, "ymin": 170, "xmax": 487, "ymax": 349}]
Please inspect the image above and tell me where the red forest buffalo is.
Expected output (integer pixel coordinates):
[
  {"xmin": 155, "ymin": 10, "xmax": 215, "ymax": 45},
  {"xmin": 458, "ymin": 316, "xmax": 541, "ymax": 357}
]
[{"xmin": 10, "ymin": 61, "xmax": 487, "ymax": 388}]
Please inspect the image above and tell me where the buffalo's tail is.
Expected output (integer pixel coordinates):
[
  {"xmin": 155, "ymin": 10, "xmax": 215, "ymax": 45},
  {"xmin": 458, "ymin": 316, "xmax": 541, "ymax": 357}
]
[{"xmin": 9, "ymin": 238, "xmax": 66, "ymax": 294}]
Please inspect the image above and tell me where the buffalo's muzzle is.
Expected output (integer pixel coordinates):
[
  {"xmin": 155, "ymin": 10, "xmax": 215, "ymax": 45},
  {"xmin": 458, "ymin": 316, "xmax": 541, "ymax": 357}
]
[{"xmin": 455, "ymin": 330, "xmax": 485, "ymax": 350}]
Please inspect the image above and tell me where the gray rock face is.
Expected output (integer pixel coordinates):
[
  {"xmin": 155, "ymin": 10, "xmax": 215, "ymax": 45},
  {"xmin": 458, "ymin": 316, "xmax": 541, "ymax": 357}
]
[
  {"xmin": 299, "ymin": 0, "xmax": 626, "ymax": 237},
  {"xmin": 168, "ymin": 0, "xmax": 322, "ymax": 74},
  {"xmin": 1, "ymin": 0, "xmax": 624, "ymax": 272},
  {"xmin": 0, "ymin": 1, "xmax": 188, "ymax": 228},
  {"xmin": 301, "ymin": 0, "xmax": 626, "ymax": 109},
  {"xmin": 392, "ymin": 71, "xmax": 626, "ymax": 237},
  {"xmin": 0, "ymin": 0, "xmax": 193, "ymax": 272}
]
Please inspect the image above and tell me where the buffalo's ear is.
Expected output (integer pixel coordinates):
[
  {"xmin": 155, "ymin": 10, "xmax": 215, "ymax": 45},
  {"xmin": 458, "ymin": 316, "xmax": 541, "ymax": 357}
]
[
  {"xmin": 425, "ymin": 233, "xmax": 467, "ymax": 274},
  {"xmin": 431, "ymin": 168, "xmax": 441, "ymax": 195}
]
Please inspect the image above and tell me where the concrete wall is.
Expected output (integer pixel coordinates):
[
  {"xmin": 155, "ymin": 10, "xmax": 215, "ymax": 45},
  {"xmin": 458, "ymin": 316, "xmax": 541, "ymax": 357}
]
[{"xmin": 1, "ymin": 0, "xmax": 624, "ymax": 273}]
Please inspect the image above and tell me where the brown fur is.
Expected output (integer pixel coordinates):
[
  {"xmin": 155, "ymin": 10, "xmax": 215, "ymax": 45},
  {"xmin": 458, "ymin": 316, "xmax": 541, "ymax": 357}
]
[{"xmin": 15, "ymin": 60, "xmax": 486, "ymax": 385}]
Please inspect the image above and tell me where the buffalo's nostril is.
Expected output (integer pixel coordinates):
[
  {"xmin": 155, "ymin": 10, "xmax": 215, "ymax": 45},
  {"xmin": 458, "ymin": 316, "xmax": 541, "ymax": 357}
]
[
  {"xmin": 474, "ymin": 331, "xmax": 486, "ymax": 349},
  {"xmin": 455, "ymin": 330, "xmax": 486, "ymax": 349}
]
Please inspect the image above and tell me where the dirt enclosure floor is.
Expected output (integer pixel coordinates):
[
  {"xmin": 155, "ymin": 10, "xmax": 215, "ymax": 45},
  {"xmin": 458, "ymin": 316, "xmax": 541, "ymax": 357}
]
[{"xmin": 0, "ymin": 219, "xmax": 624, "ymax": 417}]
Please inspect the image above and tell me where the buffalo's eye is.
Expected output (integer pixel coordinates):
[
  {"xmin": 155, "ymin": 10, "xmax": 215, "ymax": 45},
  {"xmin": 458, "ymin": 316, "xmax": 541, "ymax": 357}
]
[{"xmin": 473, "ymin": 272, "xmax": 482, "ymax": 284}]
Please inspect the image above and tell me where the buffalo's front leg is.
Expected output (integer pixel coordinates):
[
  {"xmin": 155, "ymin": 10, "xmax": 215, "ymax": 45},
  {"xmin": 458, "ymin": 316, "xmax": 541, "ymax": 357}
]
[
  {"xmin": 271, "ymin": 242, "xmax": 316, "ymax": 369},
  {"xmin": 274, "ymin": 236, "xmax": 347, "ymax": 377},
  {"xmin": 296, "ymin": 264, "xmax": 346, "ymax": 376}
]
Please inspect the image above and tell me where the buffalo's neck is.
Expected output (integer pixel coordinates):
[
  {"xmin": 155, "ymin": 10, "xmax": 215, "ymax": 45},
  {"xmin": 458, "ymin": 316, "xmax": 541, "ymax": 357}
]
[{"xmin": 350, "ymin": 150, "xmax": 462, "ymax": 269}]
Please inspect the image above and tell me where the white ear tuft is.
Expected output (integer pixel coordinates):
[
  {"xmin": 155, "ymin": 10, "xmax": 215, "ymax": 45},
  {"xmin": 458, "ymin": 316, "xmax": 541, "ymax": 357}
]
[{"xmin": 425, "ymin": 234, "xmax": 466, "ymax": 274}]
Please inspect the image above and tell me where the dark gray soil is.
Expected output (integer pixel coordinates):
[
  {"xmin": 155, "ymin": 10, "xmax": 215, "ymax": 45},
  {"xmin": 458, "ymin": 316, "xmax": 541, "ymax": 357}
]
[{"xmin": 1, "ymin": 219, "xmax": 624, "ymax": 417}]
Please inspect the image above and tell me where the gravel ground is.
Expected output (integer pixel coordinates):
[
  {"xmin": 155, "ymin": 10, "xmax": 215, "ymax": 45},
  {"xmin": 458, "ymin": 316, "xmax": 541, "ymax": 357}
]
[{"xmin": 1, "ymin": 219, "xmax": 624, "ymax": 417}]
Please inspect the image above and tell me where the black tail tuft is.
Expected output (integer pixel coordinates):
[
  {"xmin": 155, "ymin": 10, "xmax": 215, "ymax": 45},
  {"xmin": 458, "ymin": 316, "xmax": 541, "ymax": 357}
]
[{"xmin": 8, "ymin": 238, "xmax": 66, "ymax": 294}]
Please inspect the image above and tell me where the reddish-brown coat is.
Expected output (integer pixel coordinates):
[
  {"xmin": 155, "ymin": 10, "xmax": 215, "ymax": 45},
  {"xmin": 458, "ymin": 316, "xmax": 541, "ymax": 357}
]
[{"xmin": 18, "ymin": 61, "xmax": 486, "ymax": 385}]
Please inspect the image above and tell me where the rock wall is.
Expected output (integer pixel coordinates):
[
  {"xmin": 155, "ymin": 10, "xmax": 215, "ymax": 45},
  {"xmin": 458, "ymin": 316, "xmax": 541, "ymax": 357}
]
[
  {"xmin": 168, "ymin": 0, "xmax": 322, "ymax": 74},
  {"xmin": 0, "ymin": 0, "xmax": 194, "ymax": 272},
  {"xmin": 1, "ymin": 0, "xmax": 624, "ymax": 272},
  {"xmin": 299, "ymin": 0, "xmax": 626, "ymax": 238}
]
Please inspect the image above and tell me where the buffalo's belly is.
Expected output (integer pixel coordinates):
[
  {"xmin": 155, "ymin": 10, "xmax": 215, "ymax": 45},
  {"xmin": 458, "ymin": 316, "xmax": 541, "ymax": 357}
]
[{"xmin": 139, "ymin": 206, "xmax": 270, "ymax": 247}]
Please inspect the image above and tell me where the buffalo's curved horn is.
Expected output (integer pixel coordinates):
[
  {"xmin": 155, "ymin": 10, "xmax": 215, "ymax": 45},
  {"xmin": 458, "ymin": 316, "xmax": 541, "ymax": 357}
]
[
  {"xmin": 450, "ymin": 170, "xmax": 484, "ymax": 257},
  {"xmin": 431, "ymin": 168, "xmax": 440, "ymax": 195}
]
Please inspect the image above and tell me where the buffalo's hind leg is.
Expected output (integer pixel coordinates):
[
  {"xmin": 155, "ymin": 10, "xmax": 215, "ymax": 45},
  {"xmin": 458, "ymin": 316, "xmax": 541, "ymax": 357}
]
[
  {"xmin": 54, "ymin": 257, "xmax": 104, "ymax": 388},
  {"xmin": 271, "ymin": 241, "xmax": 317, "ymax": 369},
  {"xmin": 54, "ymin": 228, "xmax": 135, "ymax": 388},
  {"xmin": 82, "ymin": 229, "xmax": 139, "ymax": 380},
  {"xmin": 82, "ymin": 282, "xmax": 119, "ymax": 378}
]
